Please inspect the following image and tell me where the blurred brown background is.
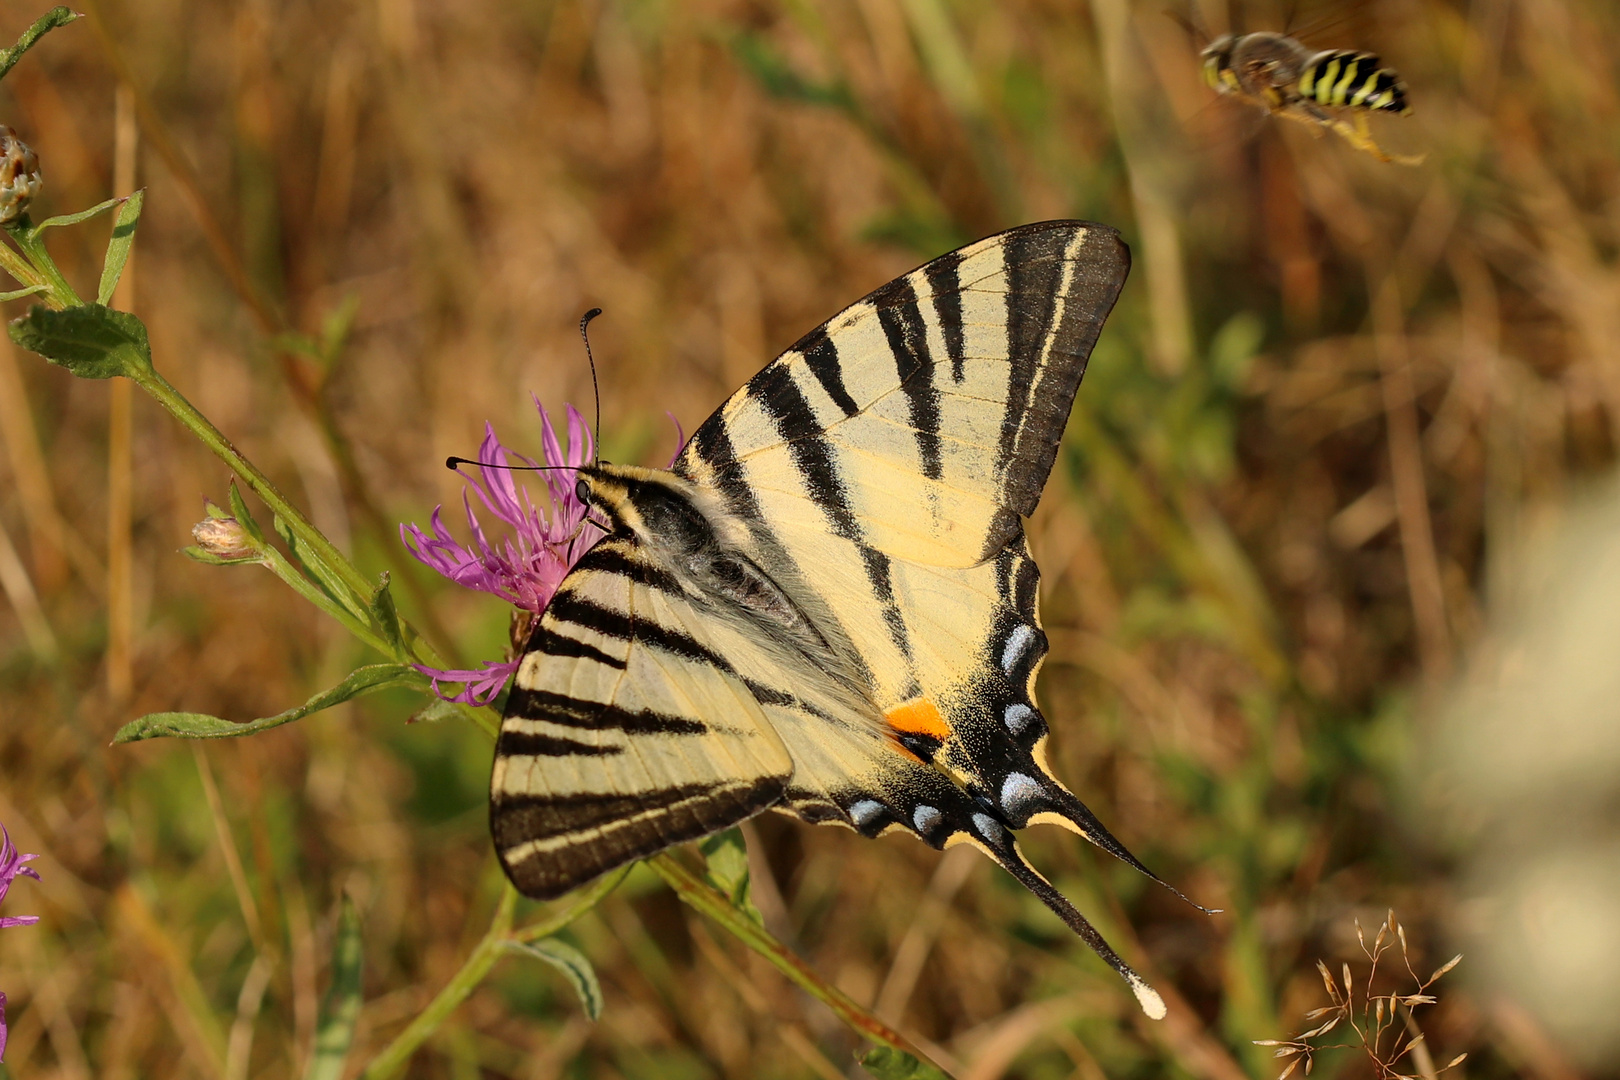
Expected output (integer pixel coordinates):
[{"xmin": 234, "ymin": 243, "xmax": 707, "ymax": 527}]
[{"xmin": 1, "ymin": 0, "xmax": 1617, "ymax": 1076}]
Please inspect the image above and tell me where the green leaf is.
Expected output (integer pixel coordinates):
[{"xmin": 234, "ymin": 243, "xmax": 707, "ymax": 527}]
[
  {"xmin": 407, "ymin": 698, "xmax": 462, "ymax": 724},
  {"xmin": 35, "ymin": 195, "xmax": 123, "ymax": 233},
  {"xmin": 0, "ymin": 7, "xmax": 77, "ymax": 84},
  {"xmin": 274, "ymin": 514, "xmax": 369, "ymax": 622},
  {"xmin": 860, "ymin": 1046, "xmax": 953, "ymax": 1080},
  {"xmin": 97, "ymin": 190, "xmax": 145, "ymax": 306},
  {"xmin": 304, "ymin": 897, "xmax": 363, "ymax": 1080},
  {"xmin": 506, "ymin": 938, "xmax": 603, "ymax": 1020},
  {"xmin": 0, "ymin": 284, "xmax": 46, "ymax": 302},
  {"xmin": 180, "ymin": 544, "xmax": 265, "ymax": 567},
  {"xmin": 369, "ymin": 573, "xmax": 405, "ymax": 655},
  {"xmin": 112, "ymin": 663, "xmax": 428, "ymax": 743},
  {"xmin": 8, "ymin": 303, "xmax": 152, "ymax": 380},
  {"xmin": 698, "ymin": 827, "xmax": 763, "ymax": 927},
  {"xmin": 226, "ymin": 480, "xmax": 268, "ymax": 543}
]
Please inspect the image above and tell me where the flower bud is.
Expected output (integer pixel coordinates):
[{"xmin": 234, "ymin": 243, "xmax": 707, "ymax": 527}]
[
  {"xmin": 0, "ymin": 127, "xmax": 41, "ymax": 225},
  {"xmin": 191, "ymin": 516, "xmax": 257, "ymax": 561}
]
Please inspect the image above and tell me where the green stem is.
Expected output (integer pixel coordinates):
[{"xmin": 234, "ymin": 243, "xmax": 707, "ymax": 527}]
[
  {"xmin": 510, "ymin": 866, "xmax": 629, "ymax": 944},
  {"xmin": 358, "ymin": 871, "xmax": 622, "ymax": 1079},
  {"xmin": 0, "ymin": 237, "xmax": 49, "ymax": 300},
  {"xmin": 358, "ymin": 887, "xmax": 516, "ymax": 1080},
  {"xmin": 256, "ymin": 545, "xmax": 393, "ymax": 656},
  {"xmin": 6, "ymin": 220, "xmax": 81, "ymax": 307},
  {"xmin": 132, "ymin": 365, "xmax": 373, "ymax": 600},
  {"xmin": 648, "ymin": 853, "xmax": 934, "ymax": 1065}
]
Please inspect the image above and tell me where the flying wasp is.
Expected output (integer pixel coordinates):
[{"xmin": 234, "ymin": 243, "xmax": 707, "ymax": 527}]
[{"xmin": 1195, "ymin": 28, "xmax": 1420, "ymax": 164}]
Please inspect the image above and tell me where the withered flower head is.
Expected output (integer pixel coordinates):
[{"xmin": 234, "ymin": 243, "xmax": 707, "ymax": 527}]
[
  {"xmin": 0, "ymin": 127, "xmax": 42, "ymax": 225},
  {"xmin": 191, "ymin": 514, "xmax": 257, "ymax": 561}
]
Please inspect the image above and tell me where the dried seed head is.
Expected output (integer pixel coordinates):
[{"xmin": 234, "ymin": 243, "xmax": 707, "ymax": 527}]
[
  {"xmin": 1318, "ymin": 959, "xmax": 1341, "ymax": 1001},
  {"xmin": 191, "ymin": 516, "xmax": 256, "ymax": 560},
  {"xmin": 0, "ymin": 127, "xmax": 42, "ymax": 224},
  {"xmin": 1427, "ymin": 953, "xmax": 1463, "ymax": 985}
]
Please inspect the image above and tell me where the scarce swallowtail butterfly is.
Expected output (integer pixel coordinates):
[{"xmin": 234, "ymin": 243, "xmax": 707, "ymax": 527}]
[{"xmin": 491, "ymin": 220, "xmax": 1205, "ymax": 1018}]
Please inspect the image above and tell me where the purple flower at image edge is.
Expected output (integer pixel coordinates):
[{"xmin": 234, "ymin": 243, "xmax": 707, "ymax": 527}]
[
  {"xmin": 0, "ymin": 824, "xmax": 41, "ymax": 1064},
  {"xmin": 401, "ymin": 400, "xmax": 601, "ymax": 706}
]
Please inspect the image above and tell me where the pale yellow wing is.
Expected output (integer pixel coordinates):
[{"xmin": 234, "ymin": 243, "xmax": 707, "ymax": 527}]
[{"xmin": 491, "ymin": 536, "xmax": 793, "ymax": 900}]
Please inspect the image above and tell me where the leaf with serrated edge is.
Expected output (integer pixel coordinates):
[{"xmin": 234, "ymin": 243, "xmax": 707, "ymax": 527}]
[
  {"xmin": 8, "ymin": 303, "xmax": 151, "ymax": 380},
  {"xmin": 303, "ymin": 898, "xmax": 362, "ymax": 1080},
  {"xmin": 96, "ymin": 191, "xmax": 145, "ymax": 306},
  {"xmin": 506, "ymin": 939, "xmax": 603, "ymax": 1020},
  {"xmin": 112, "ymin": 663, "xmax": 427, "ymax": 743}
]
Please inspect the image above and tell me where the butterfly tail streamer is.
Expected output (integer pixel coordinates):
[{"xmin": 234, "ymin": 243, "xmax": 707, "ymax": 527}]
[
  {"xmin": 1039, "ymin": 786, "xmax": 1221, "ymax": 915},
  {"xmin": 967, "ymin": 821, "xmax": 1167, "ymax": 1020}
]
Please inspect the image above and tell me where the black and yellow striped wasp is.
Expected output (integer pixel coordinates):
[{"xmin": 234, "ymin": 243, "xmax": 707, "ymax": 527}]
[{"xmin": 1196, "ymin": 28, "xmax": 1419, "ymax": 163}]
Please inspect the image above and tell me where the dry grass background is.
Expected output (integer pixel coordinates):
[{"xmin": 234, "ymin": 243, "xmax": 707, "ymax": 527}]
[{"xmin": 0, "ymin": 0, "xmax": 1616, "ymax": 1076}]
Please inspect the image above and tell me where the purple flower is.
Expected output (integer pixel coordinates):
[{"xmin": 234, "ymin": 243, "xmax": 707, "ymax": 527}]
[
  {"xmin": 401, "ymin": 400, "xmax": 601, "ymax": 705},
  {"xmin": 0, "ymin": 826, "xmax": 39, "ymax": 930},
  {"xmin": 0, "ymin": 823, "xmax": 39, "ymax": 1064}
]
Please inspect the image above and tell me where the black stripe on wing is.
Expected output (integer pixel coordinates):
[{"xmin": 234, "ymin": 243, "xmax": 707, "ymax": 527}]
[
  {"xmin": 801, "ymin": 327, "xmax": 859, "ymax": 418},
  {"xmin": 871, "ymin": 277, "xmax": 943, "ymax": 481},
  {"xmin": 750, "ymin": 360, "xmax": 917, "ymax": 666},
  {"xmin": 506, "ymin": 687, "xmax": 710, "ymax": 735},
  {"xmin": 545, "ymin": 591, "xmax": 737, "ymax": 675},
  {"xmin": 498, "ymin": 730, "xmax": 623, "ymax": 757},
  {"xmin": 923, "ymin": 249, "xmax": 966, "ymax": 382},
  {"xmin": 493, "ymin": 775, "xmax": 784, "ymax": 900},
  {"xmin": 997, "ymin": 224, "xmax": 1129, "ymax": 515}
]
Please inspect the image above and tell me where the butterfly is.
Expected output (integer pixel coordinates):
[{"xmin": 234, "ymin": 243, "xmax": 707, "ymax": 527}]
[{"xmin": 490, "ymin": 220, "xmax": 1204, "ymax": 1018}]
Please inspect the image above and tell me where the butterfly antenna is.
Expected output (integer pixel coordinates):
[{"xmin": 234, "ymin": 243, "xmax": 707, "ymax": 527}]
[
  {"xmin": 445, "ymin": 457, "xmax": 575, "ymax": 472},
  {"xmin": 580, "ymin": 307, "xmax": 604, "ymax": 464}
]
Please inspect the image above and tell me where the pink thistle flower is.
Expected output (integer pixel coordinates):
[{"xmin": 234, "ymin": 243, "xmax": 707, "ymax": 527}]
[
  {"xmin": 401, "ymin": 400, "xmax": 601, "ymax": 705},
  {"xmin": 0, "ymin": 823, "xmax": 40, "ymax": 1063},
  {"xmin": 0, "ymin": 825, "xmax": 39, "ymax": 930}
]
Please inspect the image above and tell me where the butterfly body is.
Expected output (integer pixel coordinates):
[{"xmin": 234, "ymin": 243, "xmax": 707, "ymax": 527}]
[{"xmin": 492, "ymin": 221, "xmax": 1183, "ymax": 1016}]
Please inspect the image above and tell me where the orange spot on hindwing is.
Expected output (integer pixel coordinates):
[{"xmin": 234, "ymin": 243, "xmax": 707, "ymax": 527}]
[
  {"xmin": 885, "ymin": 698, "xmax": 952, "ymax": 763},
  {"xmin": 885, "ymin": 698, "xmax": 950, "ymax": 739}
]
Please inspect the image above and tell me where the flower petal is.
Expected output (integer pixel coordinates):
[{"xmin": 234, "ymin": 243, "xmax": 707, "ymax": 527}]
[{"xmin": 412, "ymin": 660, "xmax": 521, "ymax": 706}]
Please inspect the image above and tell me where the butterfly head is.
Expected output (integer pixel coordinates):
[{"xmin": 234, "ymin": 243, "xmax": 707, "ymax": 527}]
[{"xmin": 572, "ymin": 463, "xmax": 720, "ymax": 553}]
